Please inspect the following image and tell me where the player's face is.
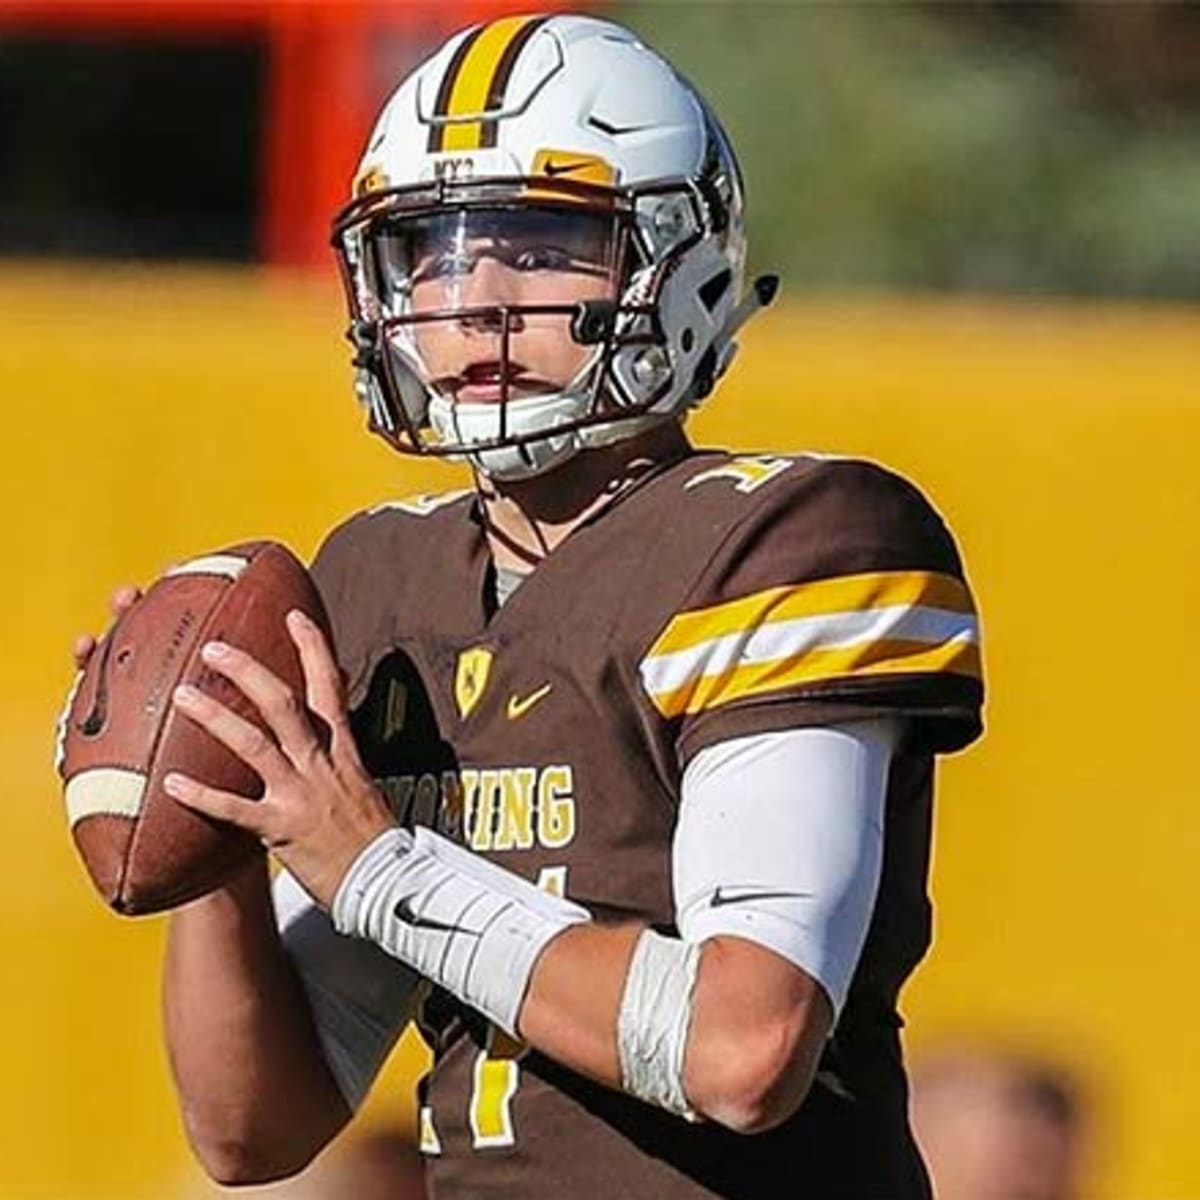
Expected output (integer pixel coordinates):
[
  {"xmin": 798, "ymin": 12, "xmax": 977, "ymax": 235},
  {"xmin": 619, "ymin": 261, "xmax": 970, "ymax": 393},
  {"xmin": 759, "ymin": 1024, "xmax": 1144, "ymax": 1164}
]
[{"xmin": 376, "ymin": 208, "xmax": 619, "ymax": 404}]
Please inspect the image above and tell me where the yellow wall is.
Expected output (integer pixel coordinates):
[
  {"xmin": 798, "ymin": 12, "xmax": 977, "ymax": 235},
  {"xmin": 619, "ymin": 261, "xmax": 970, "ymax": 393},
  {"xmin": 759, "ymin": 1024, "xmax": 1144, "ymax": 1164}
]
[{"xmin": 3, "ymin": 266, "xmax": 1197, "ymax": 1196}]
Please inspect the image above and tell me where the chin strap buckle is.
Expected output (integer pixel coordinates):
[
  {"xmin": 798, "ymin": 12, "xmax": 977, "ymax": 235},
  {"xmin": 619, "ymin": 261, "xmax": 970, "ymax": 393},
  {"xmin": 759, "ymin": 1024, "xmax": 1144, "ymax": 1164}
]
[{"xmin": 571, "ymin": 299, "xmax": 618, "ymax": 346}]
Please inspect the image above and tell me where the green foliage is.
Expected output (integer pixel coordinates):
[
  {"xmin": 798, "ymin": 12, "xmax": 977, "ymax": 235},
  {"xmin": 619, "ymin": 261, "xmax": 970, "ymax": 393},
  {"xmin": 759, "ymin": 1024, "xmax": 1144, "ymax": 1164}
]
[{"xmin": 609, "ymin": 3, "xmax": 1200, "ymax": 298}]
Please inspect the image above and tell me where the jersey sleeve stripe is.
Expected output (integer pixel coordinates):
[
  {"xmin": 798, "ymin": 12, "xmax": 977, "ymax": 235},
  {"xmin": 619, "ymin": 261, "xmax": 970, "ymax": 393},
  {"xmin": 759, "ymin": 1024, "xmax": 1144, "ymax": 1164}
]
[
  {"xmin": 646, "ymin": 570, "xmax": 973, "ymax": 659},
  {"xmin": 639, "ymin": 571, "xmax": 980, "ymax": 718},
  {"xmin": 646, "ymin": 636, "xmax": 980, "ymax": 718}
]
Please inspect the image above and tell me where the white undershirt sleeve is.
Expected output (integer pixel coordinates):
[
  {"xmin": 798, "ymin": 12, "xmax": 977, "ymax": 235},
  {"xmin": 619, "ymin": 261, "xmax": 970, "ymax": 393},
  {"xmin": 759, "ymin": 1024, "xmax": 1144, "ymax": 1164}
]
[
  {"xmin": 273, "ymin": 867, "xmax": 421, "ymax": 1111},
  {"xmin": 673, "ymin": 718, "xmax": 899, "ymax": 1017}
]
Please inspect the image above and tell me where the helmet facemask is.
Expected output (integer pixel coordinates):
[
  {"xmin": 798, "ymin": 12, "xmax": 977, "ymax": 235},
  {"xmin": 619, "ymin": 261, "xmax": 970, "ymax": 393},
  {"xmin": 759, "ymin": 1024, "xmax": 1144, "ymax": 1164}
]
[
  {"xmin": 336, "ymin": 178, "xmax": 672, "ymax": 479},
  {"xmin": 333, "ymin": 176, "xmax": 742, "ymax": 480}
]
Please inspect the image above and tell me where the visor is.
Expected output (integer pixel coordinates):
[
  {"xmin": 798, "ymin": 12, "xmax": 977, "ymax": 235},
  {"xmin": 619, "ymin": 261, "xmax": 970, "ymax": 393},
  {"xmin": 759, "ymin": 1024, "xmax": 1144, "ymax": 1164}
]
[
  {"xmin": 372, "ymin": 207, "xmax": 621, "ymax": 316},
  {"xmin": 354, "ymin": 205, "xmax": 632, "ymax": 449}
]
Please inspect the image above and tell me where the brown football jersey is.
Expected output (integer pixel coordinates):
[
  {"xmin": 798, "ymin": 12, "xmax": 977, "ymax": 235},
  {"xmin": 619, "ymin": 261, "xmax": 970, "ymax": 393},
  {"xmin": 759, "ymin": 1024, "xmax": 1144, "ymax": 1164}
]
[{"xmin": 311, "ymin": 448, "xmax": 983, "ymax": 1198}]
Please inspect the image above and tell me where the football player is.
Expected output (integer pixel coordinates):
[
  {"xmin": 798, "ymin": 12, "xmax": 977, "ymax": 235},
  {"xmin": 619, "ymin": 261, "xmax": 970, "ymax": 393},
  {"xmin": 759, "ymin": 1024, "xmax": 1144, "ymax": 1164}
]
[{"xmin": 84, "ymin": 14, "xmax": 983, "ymax": 1197}]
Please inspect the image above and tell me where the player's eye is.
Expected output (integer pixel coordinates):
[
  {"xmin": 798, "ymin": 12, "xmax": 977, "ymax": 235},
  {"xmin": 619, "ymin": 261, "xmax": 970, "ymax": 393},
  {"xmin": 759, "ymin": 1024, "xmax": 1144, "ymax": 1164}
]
[
  {"xmin": 510, "ymin": 245, "xmax": 578, "ymax": 272},
  {"xmin": 413, "ymin": 251, "xmax": 473, "ymax": 284}
]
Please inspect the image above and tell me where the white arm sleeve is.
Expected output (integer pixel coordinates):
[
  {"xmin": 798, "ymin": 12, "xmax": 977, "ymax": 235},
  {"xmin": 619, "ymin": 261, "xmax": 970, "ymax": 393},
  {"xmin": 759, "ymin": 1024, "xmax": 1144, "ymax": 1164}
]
[
  {"xmin": 674, "ymin": 718, "xmax": 899, "ymax": 1017},
  {"xmin": 272, "ymin": 868, "xmax": 421, "ymax": 1111}
]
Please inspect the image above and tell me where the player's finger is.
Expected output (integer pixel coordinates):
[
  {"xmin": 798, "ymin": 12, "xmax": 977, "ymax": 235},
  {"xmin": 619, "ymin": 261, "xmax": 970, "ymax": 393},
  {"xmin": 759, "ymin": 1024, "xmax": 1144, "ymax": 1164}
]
[
  {"xmin": 72, "ymin": 633, "xmax": 97, "ymax": 670},
  {"xmin": 109, "ymin": 585, "xmax": 142, "ymax": 618},
  {"xmin": 73, "ymin": 585, "xmax": 142, "ymax": 670},
  {"xmin": 286, "ymin": 610, "xmax": 346, "ymax": 712},
  {"xmin": 172, "ymin": 682, "xmax": 291, "ymax": 784},
  {"xmin": 163, "ymin": 771, "xmax": 270, "ymax": 838},
  {"xmin": 286, "ymin": 610, "xmax": 362, "ymax": 766},
  {"xmin": 198, "ymin": 641, "xmax": 320, "ymax": 765}
]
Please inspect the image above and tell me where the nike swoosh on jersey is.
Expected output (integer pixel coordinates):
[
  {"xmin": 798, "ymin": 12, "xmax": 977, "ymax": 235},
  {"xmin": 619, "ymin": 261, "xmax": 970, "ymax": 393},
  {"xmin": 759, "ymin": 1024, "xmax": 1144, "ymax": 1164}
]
[
  {"xmin": 393, "ymin": 896, "xmax": 481, "ymax": 936},
  {"xmin": 506, "ymin": 683, "xmax": 552, "ymax": 719},
  {"xmin": 709, "ymin": 886, "xmax": 813, "ymax": 908}
]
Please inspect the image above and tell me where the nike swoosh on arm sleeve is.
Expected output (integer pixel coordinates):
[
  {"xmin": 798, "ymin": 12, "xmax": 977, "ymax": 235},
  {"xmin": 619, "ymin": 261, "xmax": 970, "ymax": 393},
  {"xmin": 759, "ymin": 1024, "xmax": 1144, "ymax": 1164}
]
[{"xmin": 672, "ymin": 719, "xmax": 897, "ymax": 1016}]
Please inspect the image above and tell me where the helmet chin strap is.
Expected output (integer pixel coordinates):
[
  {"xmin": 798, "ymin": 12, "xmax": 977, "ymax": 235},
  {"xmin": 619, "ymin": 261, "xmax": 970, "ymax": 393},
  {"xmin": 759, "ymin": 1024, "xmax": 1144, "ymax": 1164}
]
[
  {"xmin": 428, "ymin": 321, "xmax": 614, "ymax": 481},
  {"xmin": 430, "ymin": 389, "xmax": 586, "ymax": 481}
]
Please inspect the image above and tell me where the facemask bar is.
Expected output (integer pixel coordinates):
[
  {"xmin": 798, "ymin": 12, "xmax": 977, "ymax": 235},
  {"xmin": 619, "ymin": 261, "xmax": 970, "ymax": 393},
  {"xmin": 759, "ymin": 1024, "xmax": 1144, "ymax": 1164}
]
[{"xmin": 332, "ymin": 176, "xmax": 719, "ymax": 459}]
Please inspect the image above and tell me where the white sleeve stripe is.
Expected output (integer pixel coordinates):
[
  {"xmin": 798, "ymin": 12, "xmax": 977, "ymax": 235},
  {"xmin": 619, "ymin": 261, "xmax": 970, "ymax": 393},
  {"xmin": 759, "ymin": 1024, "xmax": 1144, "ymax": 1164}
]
[{"xmin": 642, "ymin": 604, "xmax": 978, "ymax": 697}]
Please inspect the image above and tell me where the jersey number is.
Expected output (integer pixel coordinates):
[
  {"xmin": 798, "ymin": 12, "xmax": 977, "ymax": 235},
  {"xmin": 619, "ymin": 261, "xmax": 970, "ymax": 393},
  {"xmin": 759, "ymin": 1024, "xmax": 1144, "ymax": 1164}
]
[{"xmin": 423, "ymin": 865, "xmax": 568, "ymax": 1154}]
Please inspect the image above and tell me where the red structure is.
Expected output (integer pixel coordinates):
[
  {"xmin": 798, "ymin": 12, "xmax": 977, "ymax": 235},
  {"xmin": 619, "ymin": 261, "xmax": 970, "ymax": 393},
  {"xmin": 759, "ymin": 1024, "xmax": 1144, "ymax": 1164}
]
[{"xmin": 0, "ymin": 1, "xmax": 574, "ymax": 266}]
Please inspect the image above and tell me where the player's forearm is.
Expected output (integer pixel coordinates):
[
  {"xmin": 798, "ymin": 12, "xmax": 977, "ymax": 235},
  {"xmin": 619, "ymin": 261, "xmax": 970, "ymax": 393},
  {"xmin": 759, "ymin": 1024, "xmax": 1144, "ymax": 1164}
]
[
  {"xmin": 682, "ymin": 936, "xmax": 829, "ymax": 1132},
  {"xmin": 332, "ymin": 825, "xmax": 828, "ymax": 1132},
  {"xmin": 162, "ymin": 858, "xmax": 350, "ymax": 1184},
  {"xmin": 517, "ymin": 921, "xmax": 641, "ymax": 1085},
  {"xmin": 519, "ymin": 925, "xmax": 828, "ymax": 1133}
]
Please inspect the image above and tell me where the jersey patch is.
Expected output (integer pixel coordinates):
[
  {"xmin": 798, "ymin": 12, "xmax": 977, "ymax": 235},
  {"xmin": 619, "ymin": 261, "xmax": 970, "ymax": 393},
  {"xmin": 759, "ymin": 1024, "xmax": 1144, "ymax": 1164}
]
[{"xmin": 456, "ymin": 646, "xmax": 495, "ymax": 718}]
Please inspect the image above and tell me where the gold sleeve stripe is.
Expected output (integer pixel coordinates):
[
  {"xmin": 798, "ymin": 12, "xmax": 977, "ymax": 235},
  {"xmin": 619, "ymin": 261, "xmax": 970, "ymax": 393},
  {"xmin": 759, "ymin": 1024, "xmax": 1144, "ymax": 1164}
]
[
  {"xmin": 649, "ymin": 637, "xmax": 981, "ymax": 719},
  {"xmin": 639, "ymin": 571, "xmax": 980, "ymax": 719},
  {"xmin": 429, "ymin": 15, "xmax": 548, "ymax": 153},
  {"xmin": 649, "ymin": 570, "xmax": 972, "ymax": 658}
]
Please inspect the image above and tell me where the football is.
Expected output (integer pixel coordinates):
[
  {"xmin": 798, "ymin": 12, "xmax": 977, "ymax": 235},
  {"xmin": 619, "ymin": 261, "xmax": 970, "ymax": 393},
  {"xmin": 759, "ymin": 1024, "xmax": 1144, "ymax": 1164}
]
[{"xmin": 56, "ymin": 541, "xmax": 332, "ymax": 915}]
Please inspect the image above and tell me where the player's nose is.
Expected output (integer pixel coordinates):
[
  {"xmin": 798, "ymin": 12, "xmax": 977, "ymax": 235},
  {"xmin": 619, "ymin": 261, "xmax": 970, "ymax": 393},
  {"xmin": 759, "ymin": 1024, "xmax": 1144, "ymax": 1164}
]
[{"xmin": 456, "ymin": 256, "xmax": 525, "ymax": 335}]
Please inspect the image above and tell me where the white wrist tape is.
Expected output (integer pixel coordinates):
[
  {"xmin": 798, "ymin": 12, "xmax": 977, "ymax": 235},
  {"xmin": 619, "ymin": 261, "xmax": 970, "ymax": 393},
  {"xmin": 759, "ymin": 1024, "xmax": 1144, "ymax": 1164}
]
[
  {"xmin": 617, "ymin": 928, "xmax": 702, "ymax": 1120},
  {"xmin": 331, "ymin": 826, "xmax": 591, "ymax": 1037}
]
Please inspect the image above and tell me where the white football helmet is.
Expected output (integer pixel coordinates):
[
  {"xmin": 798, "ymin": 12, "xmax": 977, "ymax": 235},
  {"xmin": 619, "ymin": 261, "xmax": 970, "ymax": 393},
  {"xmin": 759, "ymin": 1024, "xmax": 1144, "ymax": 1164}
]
[{"xmin": 332, "ymin": 13, "xmax": 776, "ymax": 480}]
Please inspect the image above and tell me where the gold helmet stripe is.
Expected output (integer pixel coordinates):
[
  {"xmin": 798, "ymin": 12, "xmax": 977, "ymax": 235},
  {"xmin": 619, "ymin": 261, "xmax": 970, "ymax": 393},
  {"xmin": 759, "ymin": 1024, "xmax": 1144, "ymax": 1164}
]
[
  {"xmin": 427, "ymin": 24, "xmax": 486, "ymax": 152},
  {"xmin": 428, "ymin": 14, "xmax": 549, "ymax": 153}
]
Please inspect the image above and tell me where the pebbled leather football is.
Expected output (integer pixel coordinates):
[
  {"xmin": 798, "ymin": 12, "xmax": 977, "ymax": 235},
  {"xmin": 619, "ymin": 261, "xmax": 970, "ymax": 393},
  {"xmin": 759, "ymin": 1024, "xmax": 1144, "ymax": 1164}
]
[{"xmin": 56, "ymin": 541, "xmax": 332, "ymax": 915}]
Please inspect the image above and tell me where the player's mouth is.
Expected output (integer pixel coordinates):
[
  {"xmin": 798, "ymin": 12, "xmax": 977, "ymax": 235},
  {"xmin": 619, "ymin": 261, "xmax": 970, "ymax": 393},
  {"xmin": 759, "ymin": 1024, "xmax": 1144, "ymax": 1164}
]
[{"xmin": 446, "ymin": 360, "xmax": 552, "ymax": 403}]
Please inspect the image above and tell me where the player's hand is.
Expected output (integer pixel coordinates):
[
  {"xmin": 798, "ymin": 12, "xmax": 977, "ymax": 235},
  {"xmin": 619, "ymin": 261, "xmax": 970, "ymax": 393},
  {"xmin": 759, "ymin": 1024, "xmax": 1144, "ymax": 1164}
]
[
  {"xmin": 163, "ymin": 608, "xmax": 397, "ymax": 908},
  {"xmin": 71, "ymin": 585, "xmax": 142, "ymax": 669}
]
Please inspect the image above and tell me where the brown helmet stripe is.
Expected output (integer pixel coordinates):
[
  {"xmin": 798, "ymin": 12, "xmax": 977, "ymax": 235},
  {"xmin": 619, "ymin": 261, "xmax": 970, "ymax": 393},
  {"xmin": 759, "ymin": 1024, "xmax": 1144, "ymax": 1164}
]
[
  {"xmin": 479, "ymin": 15, "xmax": 550, "ymax": 149},
  {"xmin": 426, "ymin": 24, "xmax": 486, "ymax": 153},
  {"xmin": 427, "ymin": 15, "xmax": 550, "ymax": 155}
]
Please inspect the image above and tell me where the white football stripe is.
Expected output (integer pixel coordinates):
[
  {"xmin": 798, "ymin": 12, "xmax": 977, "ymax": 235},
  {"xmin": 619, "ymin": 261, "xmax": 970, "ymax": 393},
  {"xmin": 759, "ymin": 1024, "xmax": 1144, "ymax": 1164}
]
[
  {"xmin": 165, "ymin": 554, "xmax": 249, "ymax": 580},
  {"xmin": 641, "ymin": 604, "xmax": 980, "ymax": 697},
  {"xmin": 64, "ymin": 767, "xmax": 147, "ymax": 827}
]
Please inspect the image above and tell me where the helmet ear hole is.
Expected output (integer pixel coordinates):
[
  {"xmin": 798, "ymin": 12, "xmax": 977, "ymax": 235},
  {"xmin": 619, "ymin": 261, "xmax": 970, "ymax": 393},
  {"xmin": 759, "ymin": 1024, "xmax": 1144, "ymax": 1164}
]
[
  {"xmin": 681, "ymin": 328, "xmax": 695, "ymax": 354},
  {"xmin": 698, "ymin": 270, "xmax": 732, "ymax": 313}
]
